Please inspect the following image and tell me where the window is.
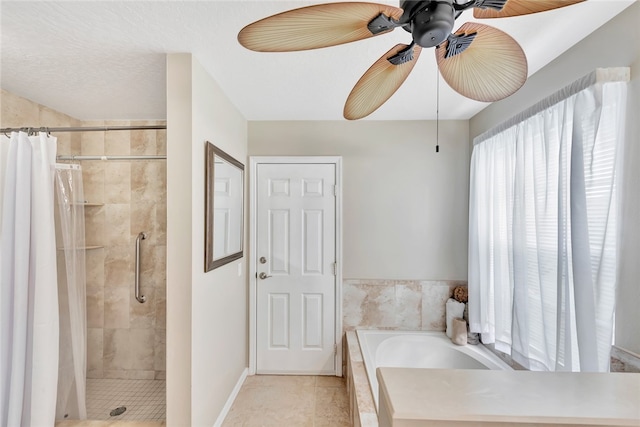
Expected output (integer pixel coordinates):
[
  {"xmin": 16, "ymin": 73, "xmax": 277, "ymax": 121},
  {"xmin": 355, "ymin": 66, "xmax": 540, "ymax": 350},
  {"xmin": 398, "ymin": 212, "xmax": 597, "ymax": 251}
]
[{"xmin": 468, "ymin": 69, "xmax": 628, "ymax": 372}]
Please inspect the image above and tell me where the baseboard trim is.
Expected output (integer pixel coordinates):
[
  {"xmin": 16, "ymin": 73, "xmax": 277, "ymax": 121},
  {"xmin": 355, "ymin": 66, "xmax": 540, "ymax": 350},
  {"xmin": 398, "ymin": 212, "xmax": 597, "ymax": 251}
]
[{"xmin": 213, "ymin": 367, "xmax": 249, "ymax": 427}]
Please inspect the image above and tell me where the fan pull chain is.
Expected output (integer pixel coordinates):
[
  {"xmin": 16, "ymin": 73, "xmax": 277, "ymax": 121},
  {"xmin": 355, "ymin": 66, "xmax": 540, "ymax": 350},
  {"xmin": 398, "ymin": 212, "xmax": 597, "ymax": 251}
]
[{"xmin": 436, "ymin": 67, "xmax": 440, "ymax": 153}]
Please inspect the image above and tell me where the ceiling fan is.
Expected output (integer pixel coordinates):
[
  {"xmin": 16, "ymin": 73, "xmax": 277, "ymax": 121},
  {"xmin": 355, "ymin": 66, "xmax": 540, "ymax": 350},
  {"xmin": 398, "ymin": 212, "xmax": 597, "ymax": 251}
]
[{"xmin": 238, "ymin": 0, "xmax": 584, "ymax": 120}]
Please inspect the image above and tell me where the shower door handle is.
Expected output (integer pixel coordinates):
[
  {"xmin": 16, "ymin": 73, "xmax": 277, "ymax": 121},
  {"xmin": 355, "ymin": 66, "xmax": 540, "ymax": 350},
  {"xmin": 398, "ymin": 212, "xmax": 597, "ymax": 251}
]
[{"xmin": 135, "ymin": 232, "xmax": 147, "ymax": 303}]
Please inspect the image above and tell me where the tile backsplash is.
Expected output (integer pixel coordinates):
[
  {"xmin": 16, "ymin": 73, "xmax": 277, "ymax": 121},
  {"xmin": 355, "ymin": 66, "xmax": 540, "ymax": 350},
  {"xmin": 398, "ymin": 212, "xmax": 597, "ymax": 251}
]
[{"xmin": 343, "ymin": 279, "xmax": 466, "ymax": 333}]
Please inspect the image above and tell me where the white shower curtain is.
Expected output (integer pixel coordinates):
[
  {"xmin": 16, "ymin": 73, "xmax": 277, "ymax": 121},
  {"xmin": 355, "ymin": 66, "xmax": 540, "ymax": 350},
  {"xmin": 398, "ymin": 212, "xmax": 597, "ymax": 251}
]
[{"xmin": 1, "ymin": 131, "xmax": 60, "ymax": 426}]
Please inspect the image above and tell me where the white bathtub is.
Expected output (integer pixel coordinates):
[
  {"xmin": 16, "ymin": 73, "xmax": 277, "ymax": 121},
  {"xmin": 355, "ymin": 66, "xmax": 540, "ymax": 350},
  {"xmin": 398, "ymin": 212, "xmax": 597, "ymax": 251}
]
[{"xmin": 356, "ymin": 330, "xmax": 513, "ymax": 409}]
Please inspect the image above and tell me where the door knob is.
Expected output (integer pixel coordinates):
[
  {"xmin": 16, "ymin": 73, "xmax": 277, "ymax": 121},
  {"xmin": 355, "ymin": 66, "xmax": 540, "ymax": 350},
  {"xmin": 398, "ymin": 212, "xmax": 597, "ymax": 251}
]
[
  {"xmin": 259, "ymin": 272, "xmax": 272, "ymax": 280},
  {"xmin": 259, "ymin": 256, "xmax": 267, "ymax": 264}
]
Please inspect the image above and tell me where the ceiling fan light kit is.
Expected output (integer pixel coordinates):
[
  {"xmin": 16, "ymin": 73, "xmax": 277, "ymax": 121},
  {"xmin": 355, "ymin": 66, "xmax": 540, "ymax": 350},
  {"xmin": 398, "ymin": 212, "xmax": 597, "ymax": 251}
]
[{"xmin": 238, "ymin": 0, "xmax": 585, "ymax": 119}]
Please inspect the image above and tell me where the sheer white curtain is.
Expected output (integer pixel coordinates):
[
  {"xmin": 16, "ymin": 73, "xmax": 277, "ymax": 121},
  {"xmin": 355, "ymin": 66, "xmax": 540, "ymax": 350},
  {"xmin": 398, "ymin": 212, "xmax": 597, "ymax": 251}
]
[
  {"xmin": 468, "ymin": 69, "xmax": 628, "ymax": 372},
  {"xmin": 54, "ymin": 164, "xmax": 87, "ymax": 420},
  {"xmin": 1, "ymin": 131, "xmax": 60, "ymax": 426}
]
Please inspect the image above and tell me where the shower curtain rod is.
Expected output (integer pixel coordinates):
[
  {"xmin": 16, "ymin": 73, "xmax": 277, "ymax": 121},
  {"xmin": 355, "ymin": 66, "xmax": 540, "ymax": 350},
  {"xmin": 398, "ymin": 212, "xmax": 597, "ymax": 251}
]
[
  {"xmin": 57, "ymin": 155, "xmax": 166, "ymax": 161},
  {"xmin": 0, "ymin": 124, "xmax": 166, "ymax": 134},
  {"xmin": 1, "ymin": 125, "xmax": 168, "ymax": 160}
]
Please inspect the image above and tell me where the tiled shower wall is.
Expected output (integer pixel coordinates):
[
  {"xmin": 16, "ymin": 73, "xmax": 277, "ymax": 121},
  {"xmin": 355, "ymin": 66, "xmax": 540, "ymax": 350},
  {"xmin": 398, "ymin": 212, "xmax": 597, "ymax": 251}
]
[
  {"xmin": 343, "ymin": 279, "xmax": 466, "ymax": 332},
  {"xmin": 1, "ymin": 90, "xmax": 167, "ymax": 380},
  {"xmin": 0, "ymin": 89, "xmax": 82, "ymax": 151},
  {"xmin": 80, "ymin": 121, "xmax": 167, "ymax": 380}
]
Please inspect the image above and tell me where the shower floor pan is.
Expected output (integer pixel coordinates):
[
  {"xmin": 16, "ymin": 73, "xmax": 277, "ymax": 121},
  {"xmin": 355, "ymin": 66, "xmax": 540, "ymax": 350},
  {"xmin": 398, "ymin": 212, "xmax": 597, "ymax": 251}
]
[{"xmin": 85, "ymin": 378, "xmax": 165, "ymax": 421}]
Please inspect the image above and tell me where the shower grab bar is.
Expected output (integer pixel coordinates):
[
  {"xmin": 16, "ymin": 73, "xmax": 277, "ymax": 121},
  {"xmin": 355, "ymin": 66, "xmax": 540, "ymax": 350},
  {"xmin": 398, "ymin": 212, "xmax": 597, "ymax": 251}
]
[{"xmin": 135, "ymin": 232, "xmax": 147, "ymax": 303}]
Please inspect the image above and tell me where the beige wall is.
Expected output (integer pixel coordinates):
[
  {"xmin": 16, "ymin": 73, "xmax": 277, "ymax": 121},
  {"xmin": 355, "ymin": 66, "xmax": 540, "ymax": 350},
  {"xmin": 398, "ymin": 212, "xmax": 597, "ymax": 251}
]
[
  {"xmin": 166, "ymin": 54, "xmax": 248, "ymax": 426},
  {"xmin": 469, "ymin": 2, "xmax": 640, "ymax": 355},
  {"xmin": 249, "ymin": 120, "xmax": 470, "ymax": 281},
  {"xmin": 166, "ymin": 54, "xmax": 193, "ymax": 425}
]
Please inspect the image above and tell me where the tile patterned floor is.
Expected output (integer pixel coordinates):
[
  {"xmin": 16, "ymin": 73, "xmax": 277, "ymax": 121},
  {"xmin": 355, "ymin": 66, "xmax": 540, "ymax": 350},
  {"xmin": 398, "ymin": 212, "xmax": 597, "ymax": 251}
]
[
  {"xmin": 85, "ymin": 379, "xmax": 165, "ymax": 421},
  {"xmin": 222, "ymin": 375, "xmax": 351, "ymax": 426},
  {"xmin": 57, "ymin": 375, "xmax": 350, "ymax": 427}
]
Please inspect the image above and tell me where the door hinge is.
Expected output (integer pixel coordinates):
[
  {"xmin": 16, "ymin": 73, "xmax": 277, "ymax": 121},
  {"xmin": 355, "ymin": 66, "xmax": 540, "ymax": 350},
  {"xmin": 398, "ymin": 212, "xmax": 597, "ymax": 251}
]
[
  {"xmin": 334, "ymin": 344, "xmax": 338, "ymax": 355},
  {"xmin": 332, "ymin": 262, "xmax": 337, "ymax": 276},
  {"xmin": 333, "ymin": 185, "xmax": 338, "ymax": 197}
]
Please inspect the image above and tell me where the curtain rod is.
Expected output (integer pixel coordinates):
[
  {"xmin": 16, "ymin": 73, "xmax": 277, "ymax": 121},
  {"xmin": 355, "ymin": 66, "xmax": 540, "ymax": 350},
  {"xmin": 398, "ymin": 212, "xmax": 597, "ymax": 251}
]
[
  {"xmin": 57, "ymin": 155, "xmax": 166, "ymax": 161},
  {"xmin": 473, "ymin": 67, "xmax": 630, "ymax": 145},
  {"xmin": 0, "ymin": 124, "xmax": 166, "ymax": 134}
]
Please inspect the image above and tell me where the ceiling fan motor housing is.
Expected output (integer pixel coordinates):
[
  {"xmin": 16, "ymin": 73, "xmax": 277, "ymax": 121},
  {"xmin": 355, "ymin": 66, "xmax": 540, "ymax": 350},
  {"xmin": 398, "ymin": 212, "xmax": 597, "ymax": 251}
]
[{"xmin": 401, "ymin": 0, "xmax": 455, "ymax": 48}]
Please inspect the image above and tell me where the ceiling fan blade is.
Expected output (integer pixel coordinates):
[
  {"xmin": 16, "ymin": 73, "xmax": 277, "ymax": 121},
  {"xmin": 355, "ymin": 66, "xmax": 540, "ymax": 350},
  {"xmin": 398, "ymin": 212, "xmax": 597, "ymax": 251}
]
[
  {"xmin": 344, "ymin": 44, "xmax": 422, "ymax": 120},
  {"xmin": 436, "ymin": 22, "xmax": 527, "ymax": 102},
  {"xmin": 238, "ymin": 2, "xmax": 403, "ymax": 52},
  {"xmin": 473, "ymin": 0, "xmax": 585, "ymax": 19}
]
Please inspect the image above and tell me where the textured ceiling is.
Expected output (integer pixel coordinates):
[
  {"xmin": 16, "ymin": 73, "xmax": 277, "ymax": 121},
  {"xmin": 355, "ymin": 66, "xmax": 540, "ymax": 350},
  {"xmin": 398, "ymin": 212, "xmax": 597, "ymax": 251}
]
[{"xmin": 0, "ymin": 1, "xmax": 635, "ymax": 121}]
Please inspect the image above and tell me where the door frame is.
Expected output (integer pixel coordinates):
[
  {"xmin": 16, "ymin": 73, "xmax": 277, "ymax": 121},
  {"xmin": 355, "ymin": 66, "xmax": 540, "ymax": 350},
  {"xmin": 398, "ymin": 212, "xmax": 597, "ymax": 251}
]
[{"xmin": 249, "ymin": 156, "xmax": 343, "ymax": 376}]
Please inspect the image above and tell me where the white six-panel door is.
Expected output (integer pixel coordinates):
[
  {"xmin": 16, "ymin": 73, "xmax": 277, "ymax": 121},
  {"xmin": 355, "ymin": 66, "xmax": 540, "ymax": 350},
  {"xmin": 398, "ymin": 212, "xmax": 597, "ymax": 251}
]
[{"xmin": 256, "ymin": 163, "xmax": 336, "ymax": 374}]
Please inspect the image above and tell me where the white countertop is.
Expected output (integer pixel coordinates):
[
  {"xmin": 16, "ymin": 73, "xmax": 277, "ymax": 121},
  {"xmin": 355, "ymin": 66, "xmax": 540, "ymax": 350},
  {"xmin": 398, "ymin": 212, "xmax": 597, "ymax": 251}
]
[{"xmin": 377, "ymin": 367, "xmax": 640, "ymax": 426}]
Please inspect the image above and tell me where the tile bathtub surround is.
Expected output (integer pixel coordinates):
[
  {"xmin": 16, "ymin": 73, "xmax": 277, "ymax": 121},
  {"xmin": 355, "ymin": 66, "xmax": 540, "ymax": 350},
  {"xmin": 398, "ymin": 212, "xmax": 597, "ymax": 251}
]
[
  {"xmin": 478, "ymin": 341, "xmax": 640, "ymax": 373},
  {"xmin": 345, "ymin": 331, "xmax": 377, "ymax": 427},
  {"xmin": 343, "ymin": 279, "xmax": 466, "ymax": 332},
  {"xmin": 481, "ymin": 342, "xmax": 527, "ymax": 371},
  {"xmin": 82, "ymin": 121, "xmax": 167, "ymax": 381},
  {"xmin": 611, "ymin": 346, "xmax": 640, "ymax": 373},
  {"xmin": 222, "ymin": 375, "xmax": 350, "ymax": 426}
]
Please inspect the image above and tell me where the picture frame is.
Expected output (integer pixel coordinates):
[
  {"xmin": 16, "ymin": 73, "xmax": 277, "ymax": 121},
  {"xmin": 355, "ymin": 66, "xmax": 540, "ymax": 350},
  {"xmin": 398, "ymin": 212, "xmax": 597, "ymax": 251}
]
[{"xmin": 205, "ymin": 141, "xmax": 244, "ymax": 272}]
